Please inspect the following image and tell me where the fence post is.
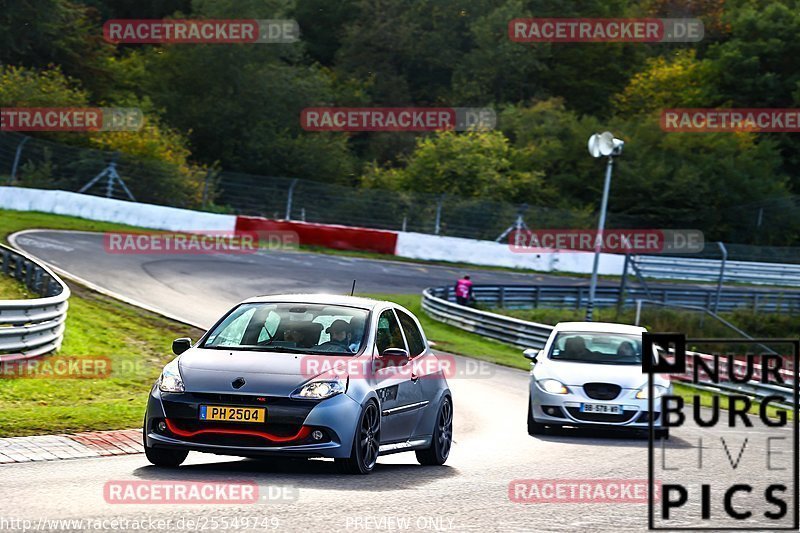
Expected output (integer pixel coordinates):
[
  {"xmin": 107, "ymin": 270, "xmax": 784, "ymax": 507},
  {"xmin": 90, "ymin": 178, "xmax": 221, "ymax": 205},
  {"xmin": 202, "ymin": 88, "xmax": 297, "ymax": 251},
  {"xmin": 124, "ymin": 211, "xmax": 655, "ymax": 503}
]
[
  {"xmin": 10, "ymin": 136, "xmax": 30, "ymax": 184},
  {"xmin": 285, "ymin": 178, "xmax": 299, "ymax": 221},
  {"xmin": 201, "ymin": 170, "xmax": 212, "ymax": 209},
  {"xmin": 434, "ymin": 195, "xmax": 444, "ymax": 235}
]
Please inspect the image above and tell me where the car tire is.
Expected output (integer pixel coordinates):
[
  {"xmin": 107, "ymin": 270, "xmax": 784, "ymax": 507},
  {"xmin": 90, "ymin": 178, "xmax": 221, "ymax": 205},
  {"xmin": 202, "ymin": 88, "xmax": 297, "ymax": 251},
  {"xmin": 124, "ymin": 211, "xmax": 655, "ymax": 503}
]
[
  {"xmin": 527, "ymin": 397, "xmax": 547, "ymax": 436},
  {"xmin": 416, "ymin": 396, "xmax": 453, "ymax": 466},
  {"xmin": 142, "ymin": 425, "xmax": 188, "ymax": 467},
  {"xmin": 335, "ymin": 401, "xmax": 381, "ymax": 475}
]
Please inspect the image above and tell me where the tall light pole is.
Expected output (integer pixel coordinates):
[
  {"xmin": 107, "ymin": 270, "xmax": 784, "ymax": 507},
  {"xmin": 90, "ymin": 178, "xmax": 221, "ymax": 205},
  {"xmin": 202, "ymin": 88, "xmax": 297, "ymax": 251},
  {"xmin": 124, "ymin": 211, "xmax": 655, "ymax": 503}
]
[{"xmin": 585, "ymin": 132, "xmax": 624, "ymax": 322}]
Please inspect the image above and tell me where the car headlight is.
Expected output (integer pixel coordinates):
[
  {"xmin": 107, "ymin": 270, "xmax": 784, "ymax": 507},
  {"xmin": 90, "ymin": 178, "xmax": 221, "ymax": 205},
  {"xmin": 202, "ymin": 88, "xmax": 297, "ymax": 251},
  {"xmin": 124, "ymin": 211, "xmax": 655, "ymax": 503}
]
[
  {"xmin": 636, "ymin": 384, "xmax": 668, "ymax": 399},
  {"xmin": 291, "ymin": 378, "xmax": 346, "ymax": 400},
  {"xmin": 158, "ymin": 359, "xmax": 184, "ymax": 393},
  {"xmin": 536, "ymin": 378, "xmax": 569, "ymax": 394}
]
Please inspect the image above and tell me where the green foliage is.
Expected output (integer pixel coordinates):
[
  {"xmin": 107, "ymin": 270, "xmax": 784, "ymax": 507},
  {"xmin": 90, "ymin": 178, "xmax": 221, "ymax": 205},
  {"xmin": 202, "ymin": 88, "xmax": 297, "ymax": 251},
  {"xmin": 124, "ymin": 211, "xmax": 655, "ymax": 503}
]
[
  {"xmin": 364, "ymin": 130, "xmax": 550, "ymax": 204},
  {"xmin": 613, "ymin": 50, "xmax": 721, "ymax": 115},
  {"xmin": 5, "ymin": 0, "xmax": 800, "ymax": 242}
]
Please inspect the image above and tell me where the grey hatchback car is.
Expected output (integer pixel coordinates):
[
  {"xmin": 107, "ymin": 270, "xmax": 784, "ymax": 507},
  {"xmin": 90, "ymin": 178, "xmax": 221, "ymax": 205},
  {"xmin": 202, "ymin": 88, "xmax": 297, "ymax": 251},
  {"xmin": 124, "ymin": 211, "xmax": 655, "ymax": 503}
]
[{"xmin": 144, "ymin": 294, "xmax": 453, "ymax": 474}]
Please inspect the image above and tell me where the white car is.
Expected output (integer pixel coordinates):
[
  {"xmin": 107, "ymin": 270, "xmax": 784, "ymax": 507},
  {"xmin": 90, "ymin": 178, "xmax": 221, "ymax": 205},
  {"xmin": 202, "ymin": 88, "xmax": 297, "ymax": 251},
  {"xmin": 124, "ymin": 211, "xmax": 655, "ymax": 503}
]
[{"xmin": 525, "ymin": 322, "xmax": 670, "ymax": 438}]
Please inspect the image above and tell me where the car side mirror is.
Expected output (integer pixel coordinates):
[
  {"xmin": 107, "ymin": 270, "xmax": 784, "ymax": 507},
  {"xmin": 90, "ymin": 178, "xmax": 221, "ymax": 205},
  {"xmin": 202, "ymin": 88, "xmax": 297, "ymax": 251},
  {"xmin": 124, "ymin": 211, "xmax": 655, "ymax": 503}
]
[
  {"xmin": 378, "ymin": 347, "xmax": 410, "ymax": 367},
  {"xmin": 523, "ymin": 348, "xmax": 539, "ymax": 362},
  {"xmin": 172, "ymin": 337, "xmax": 192, "ymax": 355}
]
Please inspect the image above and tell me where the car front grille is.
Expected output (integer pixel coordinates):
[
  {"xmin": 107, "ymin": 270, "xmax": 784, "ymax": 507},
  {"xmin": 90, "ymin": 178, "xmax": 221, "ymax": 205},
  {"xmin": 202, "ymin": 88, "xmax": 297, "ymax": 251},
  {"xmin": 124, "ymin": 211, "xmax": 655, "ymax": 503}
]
[
  {"xmin": 565, "ymin": 407, "xmax": 636, "ymax": 423},
  {"xmin": 583, "ymin": 382, "xmax": 622, "ymax": 400}
]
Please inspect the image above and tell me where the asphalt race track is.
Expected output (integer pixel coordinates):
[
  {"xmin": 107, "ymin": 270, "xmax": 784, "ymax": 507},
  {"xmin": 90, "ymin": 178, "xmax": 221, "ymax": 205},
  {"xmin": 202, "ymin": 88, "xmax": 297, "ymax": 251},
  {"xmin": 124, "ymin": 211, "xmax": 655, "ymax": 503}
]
[
  {"xmin": 2, "ymin": 230, "xmax": 795, "ymax": 532},
  {"xmin": 11, "ymin": 229, "xmax": 625, "ymax": 328}
]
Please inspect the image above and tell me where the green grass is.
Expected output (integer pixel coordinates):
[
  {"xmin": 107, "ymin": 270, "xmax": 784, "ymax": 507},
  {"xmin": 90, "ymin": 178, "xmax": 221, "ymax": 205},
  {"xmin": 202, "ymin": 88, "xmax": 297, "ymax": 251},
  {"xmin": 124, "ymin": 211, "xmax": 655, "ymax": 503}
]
[
  {"xmin": 0, "ymin": 209, "xmax": 143, "ymax": 241},
  {"xmin": 0, "ymin": 274, "xmax": 32, "ymax": 299},
  {"xmin": 489, "ymin": 306, "xmax": 800, "ymax": 339},
  {"xmin": 0, "ymin": 210, "xmax": 203, "ymax": 436},
  {"xmin": 0, "ymin": 284, "xmax": 204, "ymax": 436}
]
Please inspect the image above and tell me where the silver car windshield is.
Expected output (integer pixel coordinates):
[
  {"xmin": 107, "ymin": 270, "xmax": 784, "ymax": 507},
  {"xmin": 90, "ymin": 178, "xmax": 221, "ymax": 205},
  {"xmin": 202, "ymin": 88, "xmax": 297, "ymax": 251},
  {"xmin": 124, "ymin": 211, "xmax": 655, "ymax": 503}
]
[
  {"xmin": 202, "ymin": 303, "xmax": 370, "ymax": 355},
  {"xmin": 549, "ymin": 332, "xmax": 642, "ymax": 365}
]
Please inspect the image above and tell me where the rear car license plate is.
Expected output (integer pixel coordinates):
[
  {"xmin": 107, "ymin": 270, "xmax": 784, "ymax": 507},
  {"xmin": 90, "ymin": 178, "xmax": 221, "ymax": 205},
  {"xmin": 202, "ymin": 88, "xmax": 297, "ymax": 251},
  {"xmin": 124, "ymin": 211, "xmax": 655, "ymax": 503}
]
[
  {"xmin": 199, "ymin": 405, "xmax": 265, "ymax": 423},
  {"xmin": 580, "ymin": 403, "xmax": 622, "ymax": 414}
]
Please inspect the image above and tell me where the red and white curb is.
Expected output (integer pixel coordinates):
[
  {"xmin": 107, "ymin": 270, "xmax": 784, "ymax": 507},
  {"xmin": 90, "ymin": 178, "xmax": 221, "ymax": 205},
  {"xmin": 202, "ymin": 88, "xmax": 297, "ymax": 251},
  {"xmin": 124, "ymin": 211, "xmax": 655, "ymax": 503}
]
[{"xmin": 0, "ymin": 429, "xmax": 142, "ymax": 464}]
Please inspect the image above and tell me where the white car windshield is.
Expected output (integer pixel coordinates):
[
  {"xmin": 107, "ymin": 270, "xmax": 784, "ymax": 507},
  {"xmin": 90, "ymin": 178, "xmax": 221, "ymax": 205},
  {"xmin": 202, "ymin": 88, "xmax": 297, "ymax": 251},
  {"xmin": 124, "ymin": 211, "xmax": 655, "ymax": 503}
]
[
  {"xmin": 549, "ymin": 332, "xmax": 642, "ymax": 365},
  {"xmin": 202, "ymin": 303, "xmax": 369, "ymax": 355}
]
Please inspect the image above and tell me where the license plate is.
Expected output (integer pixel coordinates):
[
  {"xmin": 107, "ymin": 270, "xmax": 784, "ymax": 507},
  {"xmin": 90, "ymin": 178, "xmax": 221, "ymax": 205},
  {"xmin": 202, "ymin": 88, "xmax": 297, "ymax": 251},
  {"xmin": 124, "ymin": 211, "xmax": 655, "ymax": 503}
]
[
  {"xmin": 580, "ymin": 403, "xmax": 622, "ymax": 414},
  {"xmin": 199, "ymin": 405, "xmax": 266, "ymax": 423}
]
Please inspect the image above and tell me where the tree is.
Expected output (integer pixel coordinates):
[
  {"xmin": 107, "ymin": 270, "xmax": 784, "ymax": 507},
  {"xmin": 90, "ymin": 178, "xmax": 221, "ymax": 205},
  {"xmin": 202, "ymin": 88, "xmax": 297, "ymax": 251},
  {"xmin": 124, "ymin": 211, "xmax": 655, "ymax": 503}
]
[
  {"xmin": 363, "ymin": 130, "xmax": 550, "ymax": 204},
  {"xmin": 613, "ymin": 50, "xmax": 721, "ymax": 115}
]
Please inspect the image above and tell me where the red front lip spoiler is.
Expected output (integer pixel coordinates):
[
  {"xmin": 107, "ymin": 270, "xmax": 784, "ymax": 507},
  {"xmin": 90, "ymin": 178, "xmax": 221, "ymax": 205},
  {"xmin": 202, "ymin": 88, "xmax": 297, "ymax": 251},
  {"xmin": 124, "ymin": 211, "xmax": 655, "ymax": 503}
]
[{"xmin": 164, "ymin": 419, "xmax": 312, "ymax": 443}]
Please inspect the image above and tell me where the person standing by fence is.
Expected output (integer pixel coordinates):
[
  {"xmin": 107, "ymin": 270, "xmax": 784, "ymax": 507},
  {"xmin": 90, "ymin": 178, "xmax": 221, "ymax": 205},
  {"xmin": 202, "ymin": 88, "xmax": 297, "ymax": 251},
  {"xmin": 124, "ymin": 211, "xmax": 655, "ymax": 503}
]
[{"xmin": 454, "ymin": 275, "xmax": 474, "ymax": 306}]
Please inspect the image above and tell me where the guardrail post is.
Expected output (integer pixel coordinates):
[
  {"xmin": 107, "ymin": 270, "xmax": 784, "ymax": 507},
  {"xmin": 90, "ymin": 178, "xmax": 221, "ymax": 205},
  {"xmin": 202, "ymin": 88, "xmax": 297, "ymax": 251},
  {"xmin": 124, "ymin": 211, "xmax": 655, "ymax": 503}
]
[
  {"xmin": 33, "ymin": 268, "xmax": 42, "ymax": 293},
  {"xmin": 434, "ymin": 195, "xmax": 444, "ymax": 235},
  {"xmin": 498, "ymin": 286, "xmax": 505, "ymax": 308},
  {"xmin": 576, "ymin": 287, "xmax": 583, "ymax": 310},
  {"xmin": 535, "ymin": 287, "xmax": 541, "ymax": 309},
  {"xmin": 617, "ymin": 253, "xmax": 630, "ymax": 311},
  {"xmin": 713, "ymin": 241, "xmax": 727, "ymax": 313}
]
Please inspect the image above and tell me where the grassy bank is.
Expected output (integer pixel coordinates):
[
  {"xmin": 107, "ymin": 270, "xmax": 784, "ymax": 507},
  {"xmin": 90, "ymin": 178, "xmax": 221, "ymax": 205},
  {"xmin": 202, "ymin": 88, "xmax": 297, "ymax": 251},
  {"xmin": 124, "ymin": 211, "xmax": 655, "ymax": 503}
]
[
  {"xmin": 0, "ymin": 274, "xmax": 31, "ymax": 299},
  {"xmin": 0, "ymin": 283, "xmax": 204, "ymax": 436},
  {"xmin": 488, "ymin": 306, "xmax": 800, "ymax": 340}
]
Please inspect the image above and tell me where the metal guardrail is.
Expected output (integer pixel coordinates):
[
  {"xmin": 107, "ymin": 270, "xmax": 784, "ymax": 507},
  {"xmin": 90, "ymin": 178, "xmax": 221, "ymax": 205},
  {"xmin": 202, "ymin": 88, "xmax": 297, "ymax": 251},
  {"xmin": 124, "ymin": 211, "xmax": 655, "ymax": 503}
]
[
  {"xmin": 458, "ymin": 284, "xmax": 800, "ymax": 314},
  {"xmin": 422, "ymin": 285, "xmax": 796, "ymax": 407},
  {"xmin": 0, "ymin": 243, "xmax": 70, "ymax": 360},
  {"xmin": 422, "ymin": 287, "xmax": 553, "ymax": 349},
  {"xmin": 634, "ymin": 255, "xmax": 800, "ymax": 287}
]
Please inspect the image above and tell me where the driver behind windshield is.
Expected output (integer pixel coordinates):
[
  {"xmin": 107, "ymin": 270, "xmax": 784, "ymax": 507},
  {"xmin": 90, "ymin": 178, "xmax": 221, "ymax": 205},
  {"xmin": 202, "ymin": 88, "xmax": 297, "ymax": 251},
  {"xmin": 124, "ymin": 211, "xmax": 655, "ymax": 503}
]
[{"xmin": 320, "ymin": 319, "xmax": 356, "ymax": 353}]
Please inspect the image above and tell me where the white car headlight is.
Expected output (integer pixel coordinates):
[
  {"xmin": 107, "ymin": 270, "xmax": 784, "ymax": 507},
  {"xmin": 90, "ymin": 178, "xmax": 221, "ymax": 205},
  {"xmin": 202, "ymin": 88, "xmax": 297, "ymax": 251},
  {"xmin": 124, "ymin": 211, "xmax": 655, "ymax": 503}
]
[
  {"xmin": 158, "ymin": 359, "xmax": 184, "ymax": 393},
  {"xmin": 636, "ymin": 384, "xmax": 668, "ymax": 399},
  {"xmin": 291, "ymin": 378, "xmax": 346, "ymax": 400},
  {"xmin": 537, "ymin": 378, "xmax": 569, "ymax": 395}
]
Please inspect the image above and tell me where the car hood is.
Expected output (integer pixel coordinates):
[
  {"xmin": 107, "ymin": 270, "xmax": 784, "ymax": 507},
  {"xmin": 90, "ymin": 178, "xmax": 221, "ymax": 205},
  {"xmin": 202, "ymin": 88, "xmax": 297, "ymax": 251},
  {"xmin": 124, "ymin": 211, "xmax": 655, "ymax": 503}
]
[
  {"xmin": 537, "ymin": 358, "xmax": 662, "ymax": 389},
  {"xmin": 177, "ymin": 348, "xmax": 355, "ymax": 396}
]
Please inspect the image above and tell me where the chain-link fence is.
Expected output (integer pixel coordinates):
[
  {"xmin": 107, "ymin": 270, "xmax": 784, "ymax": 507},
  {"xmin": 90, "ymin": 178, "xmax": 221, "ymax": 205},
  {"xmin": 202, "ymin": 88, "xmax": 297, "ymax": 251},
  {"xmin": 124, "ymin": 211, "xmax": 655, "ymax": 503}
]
[{"xmin": 3, "ymin": 131, "xmax": 800, "ymax": 262}]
